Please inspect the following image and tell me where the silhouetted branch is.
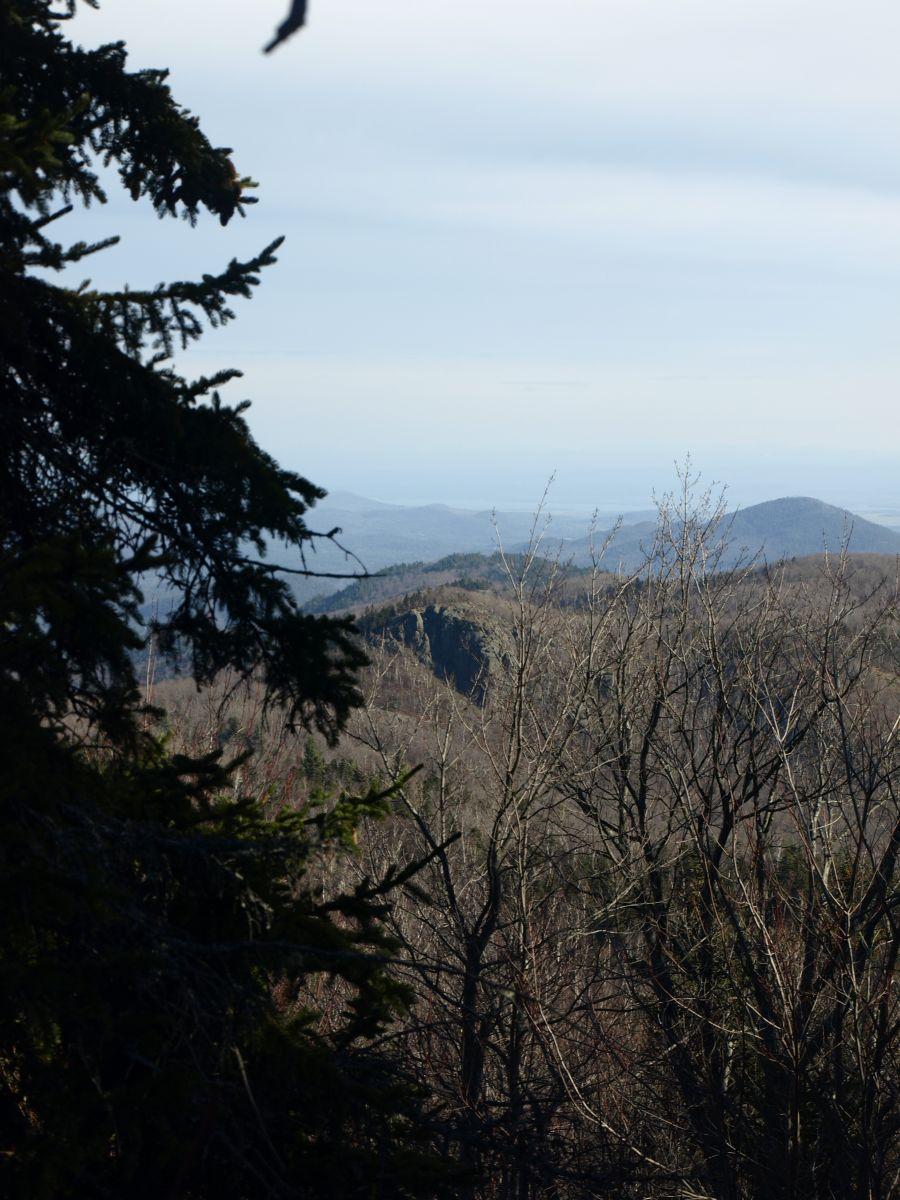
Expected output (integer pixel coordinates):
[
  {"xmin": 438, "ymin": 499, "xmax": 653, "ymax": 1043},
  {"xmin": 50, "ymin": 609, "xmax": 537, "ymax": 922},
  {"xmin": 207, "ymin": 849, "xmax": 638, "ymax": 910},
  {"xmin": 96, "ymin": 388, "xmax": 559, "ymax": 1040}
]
[{"xmin": 264, "ymin": 0, "xmax": 308, "ymax": 54}]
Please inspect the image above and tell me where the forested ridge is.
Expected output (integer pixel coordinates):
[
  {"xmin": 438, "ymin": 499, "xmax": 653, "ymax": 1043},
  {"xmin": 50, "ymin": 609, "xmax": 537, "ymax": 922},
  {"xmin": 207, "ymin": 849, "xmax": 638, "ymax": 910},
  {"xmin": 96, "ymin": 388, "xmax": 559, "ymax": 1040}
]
[
  {"xmin": 154, "ymin": 501, "xmax": 900, "ymax": 1199},
  {"xmin": 2, "ymin": 4, "xmax": 899, "ymax": 1199}
]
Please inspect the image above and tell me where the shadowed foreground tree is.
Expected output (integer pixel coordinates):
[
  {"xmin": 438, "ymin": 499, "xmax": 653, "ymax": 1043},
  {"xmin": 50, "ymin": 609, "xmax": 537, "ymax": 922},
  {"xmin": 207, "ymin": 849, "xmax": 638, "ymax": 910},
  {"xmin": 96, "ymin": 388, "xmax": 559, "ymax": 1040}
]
[{"xmin": 0, "ymin": 3, "xmax": 454, "ymax": 1196}]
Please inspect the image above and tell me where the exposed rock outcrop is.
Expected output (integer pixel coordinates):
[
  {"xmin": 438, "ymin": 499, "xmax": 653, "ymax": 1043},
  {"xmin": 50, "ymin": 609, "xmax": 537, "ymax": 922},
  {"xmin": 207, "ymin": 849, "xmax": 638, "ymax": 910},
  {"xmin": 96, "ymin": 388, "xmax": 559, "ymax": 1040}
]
[{"xmin": 365, "ymin": 603, "xmax": 507, "ymax": 702}]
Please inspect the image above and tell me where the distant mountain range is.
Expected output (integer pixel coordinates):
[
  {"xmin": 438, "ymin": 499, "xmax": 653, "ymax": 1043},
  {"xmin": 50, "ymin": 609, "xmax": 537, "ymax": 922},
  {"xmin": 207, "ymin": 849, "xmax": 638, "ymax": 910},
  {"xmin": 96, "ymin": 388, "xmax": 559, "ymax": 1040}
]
[
  {"xmin": 313, "ymin": 490, "xmax": 654, "ymax": 555},
  {"xmin": 280, "ymin": 491, "xmax": 653, "ymax": 604},
  {"xmin": 299, "ymin": 495, "xmax": 899, "ymax": 613},
  {"xmin": 551, "ymin": 496, "xmax": 900, "ymax": 570}
]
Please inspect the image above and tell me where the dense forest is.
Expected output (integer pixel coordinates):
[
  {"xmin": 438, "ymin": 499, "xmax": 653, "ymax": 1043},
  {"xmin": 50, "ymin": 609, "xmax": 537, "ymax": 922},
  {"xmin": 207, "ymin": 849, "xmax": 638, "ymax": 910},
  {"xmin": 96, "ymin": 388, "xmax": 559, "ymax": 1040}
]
[
  {"xmin": 2, "ymin": 4, "xmax": 898, "ymax": 1199},
  {"xmin": 159, "ymin": 497, "xmax": 900, "ymax": 1200}
]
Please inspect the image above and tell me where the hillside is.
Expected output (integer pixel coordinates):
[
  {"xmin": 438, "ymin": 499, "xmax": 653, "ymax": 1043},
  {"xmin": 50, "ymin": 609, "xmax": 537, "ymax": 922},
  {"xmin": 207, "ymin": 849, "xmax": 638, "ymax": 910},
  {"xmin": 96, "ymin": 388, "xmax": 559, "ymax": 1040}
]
[
  {"xmin": 553, "ymin": 496, "xmax": 900, "ymax": 569},
  {"xmin": 290, "ymin": 494, "xmax": 898, "ymax": 607},
  {"xmin": 303, "ymin": 552, "xmax": 517, "ymax": 615},
  {"xmin": 727, "ymin": 496, "xmax": 900, "ymax": 556},
  {"xmin": 347, "ymin": 552, "xmax": 899, "ymax": 702},
  {"xmin": 275, "ymin": 493, "xmax": 650, "ymax": 605},
  {"xmin": 304, "ymin": 496, "xmax": 900, "ymax": 616}
]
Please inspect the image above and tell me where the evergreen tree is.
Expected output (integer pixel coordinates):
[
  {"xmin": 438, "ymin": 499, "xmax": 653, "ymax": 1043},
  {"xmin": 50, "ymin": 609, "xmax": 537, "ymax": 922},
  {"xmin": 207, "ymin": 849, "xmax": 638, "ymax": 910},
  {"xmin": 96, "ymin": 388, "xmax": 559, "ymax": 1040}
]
[
  {"xmin": 1, "ymin": 0, "xmax": 365, "ymax": 741},
  {"xmin": 302, "ymin": 736, "xmax": 327, "ymax": 787},
  {"xmin": 0, "ymin": 4, "xmax": 450, "ymax": 1195}
]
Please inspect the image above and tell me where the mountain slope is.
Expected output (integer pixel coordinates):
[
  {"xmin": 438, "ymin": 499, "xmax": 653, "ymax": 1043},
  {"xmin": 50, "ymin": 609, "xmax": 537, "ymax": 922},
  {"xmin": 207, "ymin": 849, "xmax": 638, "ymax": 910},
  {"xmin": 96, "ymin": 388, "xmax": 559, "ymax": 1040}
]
[
  {"xmin": 280, "ymin": 493, "xmax": 898, "ymax": 606},
  {"xmin": 726, "ymin": 497, "xmax": 900, "ymax": 557},
  {"xmin": 279, "ymin": 494, "xmax": 607, "ymax": 604},
  {"xmin": 557, "ymin": 497, "xmax": 900, "ymax": 569}
]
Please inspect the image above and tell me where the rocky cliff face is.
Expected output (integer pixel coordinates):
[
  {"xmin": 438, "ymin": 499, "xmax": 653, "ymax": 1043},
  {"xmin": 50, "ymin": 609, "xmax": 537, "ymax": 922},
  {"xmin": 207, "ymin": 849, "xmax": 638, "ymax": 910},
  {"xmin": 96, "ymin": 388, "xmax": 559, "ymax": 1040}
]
[{"xmin": 368, "ymin": 603, "xmax": 506, "ymax": 701}]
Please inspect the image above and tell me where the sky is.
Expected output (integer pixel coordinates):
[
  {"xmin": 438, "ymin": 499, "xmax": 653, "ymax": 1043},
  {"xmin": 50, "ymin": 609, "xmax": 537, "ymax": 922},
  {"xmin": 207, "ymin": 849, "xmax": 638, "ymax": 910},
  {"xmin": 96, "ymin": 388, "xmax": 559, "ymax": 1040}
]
[{"xmin": 68, "ymin": 0, "xmax": 900, "ymax": 513}]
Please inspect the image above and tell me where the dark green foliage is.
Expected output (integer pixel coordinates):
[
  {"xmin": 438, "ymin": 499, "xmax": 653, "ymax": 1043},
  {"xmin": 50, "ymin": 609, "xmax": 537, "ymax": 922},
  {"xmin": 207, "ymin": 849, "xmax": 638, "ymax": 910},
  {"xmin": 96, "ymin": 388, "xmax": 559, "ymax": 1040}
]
[
  {"xmin": 0, "ymin": 712, "xmax": 439, "ymax": 1198},
  {"xmin": 1, "ymin": 0, "xmax": 367, "ymax": 743},
  {"xmin": 302, "ymin": 735, "xmax": 328, "ymax": 785},
  {"xmin": 0, "ymin": 4, "xmax": 451, "ymax": 1195}
]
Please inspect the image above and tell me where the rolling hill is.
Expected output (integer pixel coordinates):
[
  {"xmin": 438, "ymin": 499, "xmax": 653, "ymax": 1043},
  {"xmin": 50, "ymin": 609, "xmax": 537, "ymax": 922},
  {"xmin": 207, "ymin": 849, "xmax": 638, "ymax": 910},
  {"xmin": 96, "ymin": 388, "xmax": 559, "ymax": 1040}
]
[
  {"xmin": 277, "ymin": 492, "xmax": 639, "ymax": 604},
  {"xmin": 551, "ymin": 496, "xmax": 900, "ymax": 570},
  {"xmin": 305, "ymin": 497, "xmax": 899, "ymax": 615}
]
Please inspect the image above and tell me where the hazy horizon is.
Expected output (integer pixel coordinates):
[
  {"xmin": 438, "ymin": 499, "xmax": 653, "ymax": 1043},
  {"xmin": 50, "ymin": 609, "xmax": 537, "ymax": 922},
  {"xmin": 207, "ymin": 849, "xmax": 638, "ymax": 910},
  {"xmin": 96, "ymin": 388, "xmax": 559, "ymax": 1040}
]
[
  {"xmin": 314, "ymin": 481, "xmax": 900, "ymax": 536},
  {"xmin": 67, "ymin": 1, "xmax": 899, "ymax": 514},
  {"xmin": 309, "ymin": 459, "xmax": 900, "ymax": 518}
]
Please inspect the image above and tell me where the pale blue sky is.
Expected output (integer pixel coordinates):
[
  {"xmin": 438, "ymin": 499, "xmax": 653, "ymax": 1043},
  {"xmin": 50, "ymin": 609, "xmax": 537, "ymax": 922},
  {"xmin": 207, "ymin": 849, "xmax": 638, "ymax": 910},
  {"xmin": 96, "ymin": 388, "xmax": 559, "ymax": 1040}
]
[{"xmin": 69, "ymin": 0, "xmax": 899, "ymax": 511}]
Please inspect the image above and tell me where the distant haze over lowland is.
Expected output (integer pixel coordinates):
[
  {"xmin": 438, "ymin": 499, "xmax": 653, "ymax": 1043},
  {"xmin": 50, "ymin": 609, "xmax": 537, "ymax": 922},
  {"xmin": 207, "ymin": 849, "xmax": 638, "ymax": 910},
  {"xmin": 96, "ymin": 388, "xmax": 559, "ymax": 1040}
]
[
  {"xmin": 302, "ymin": 455, "xmax": 900, "ymax": 524},
  {"xmin": 66, "ymin": 3, "xmax": 900, "ymax": 522}
]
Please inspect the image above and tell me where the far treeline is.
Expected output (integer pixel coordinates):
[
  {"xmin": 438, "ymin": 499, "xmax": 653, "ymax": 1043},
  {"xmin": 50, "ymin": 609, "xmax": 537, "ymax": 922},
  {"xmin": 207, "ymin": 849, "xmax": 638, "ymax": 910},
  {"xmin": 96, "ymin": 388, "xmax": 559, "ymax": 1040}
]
[{"xmin": 2, "ymin": 5, "xmax": 898, "ymax": 1200}]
